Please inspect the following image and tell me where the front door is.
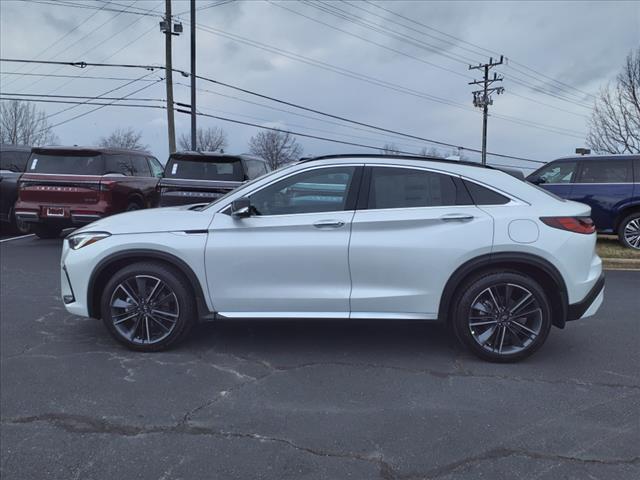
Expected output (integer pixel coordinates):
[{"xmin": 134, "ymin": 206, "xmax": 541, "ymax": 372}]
[{"xmin": 205, "ymin": 165, "xmax": 362, "ymax": 317}]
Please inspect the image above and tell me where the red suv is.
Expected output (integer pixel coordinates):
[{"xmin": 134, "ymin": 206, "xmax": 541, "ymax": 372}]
[{"xmin": 15, "ymin": 146, "xmax": 164, "ymax": 239}]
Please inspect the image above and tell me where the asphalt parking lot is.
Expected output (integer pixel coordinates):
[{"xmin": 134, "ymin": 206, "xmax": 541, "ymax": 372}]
[{"xmin": 1, "ymin": 234, "xmax": 639, "ymax": 480}]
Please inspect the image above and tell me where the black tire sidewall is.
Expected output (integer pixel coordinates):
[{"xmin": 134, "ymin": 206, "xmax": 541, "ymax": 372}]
[
  {"xmin": 452, "ymin": 271, "xmax": 552, "ymax": 363},
  {"xmin": 618, "ymin": 213, "xmax": 640, "ymax": 250},
  {"xmin": 100, "ymin": 262, "xmax": 195, "ymax": 352}
]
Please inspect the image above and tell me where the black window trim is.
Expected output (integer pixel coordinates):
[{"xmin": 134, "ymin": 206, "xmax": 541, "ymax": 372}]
[{"xmin": 356, "ymin": 164, "xmax": 508, "ymax": 211}]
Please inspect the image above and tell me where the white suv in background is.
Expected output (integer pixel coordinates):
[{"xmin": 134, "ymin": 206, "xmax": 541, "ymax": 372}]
[{"xmin": 60, "ymin": 155, "xmax": 604, "ymax": 362}]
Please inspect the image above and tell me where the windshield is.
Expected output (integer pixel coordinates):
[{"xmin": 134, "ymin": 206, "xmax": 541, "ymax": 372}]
[
  {"xmin": 27, "ymin": 153, "xmax": 105, "ymax": 175},
  {"xmin": 165, "ymin": 158, "xmax": 244, "ymax": 181},
  {"xmin": 0, "ymin": 150, "xmax": 30, "ymax": 172}
]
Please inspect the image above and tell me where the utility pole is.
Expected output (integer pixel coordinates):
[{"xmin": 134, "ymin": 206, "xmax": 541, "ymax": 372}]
[
  {"xmin": 161, "ymin": 0, "xmax": 179, "ymax": 153},
  {"xmin": 190, "ymin": 0, "xmax": 197, "ymax": 151},
  {"xmin": 469, "ymin": 56, "xmax": 504, "ymax": 165}
]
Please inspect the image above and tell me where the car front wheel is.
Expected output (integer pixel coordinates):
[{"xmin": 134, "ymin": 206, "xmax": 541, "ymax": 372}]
[
  {"xmin": 618, "ymin": 212, "xmax": 640, "ymax": 250},
  {"xmin": 452, "ymin": 272, "xmax": 552, "ymax": 362},
  {"xmin": 100, "ymin": 262, "xmax": 195, "ymax": 351}
]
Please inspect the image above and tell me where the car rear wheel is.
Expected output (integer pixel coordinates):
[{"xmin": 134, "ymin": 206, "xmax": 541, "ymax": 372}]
[
  {"xmin": 33, "ymin": 225, "xmax": 62, "ymax": 239},
  {"xmin": 126, "ymin": 202, "xmax": 142, "ymax": 212},
  {"xmin": 618, "ymin": 212, "xmax": 640, "ymax": 250},
  {"xmin": 100, "ymin": 262, "xmax": 195, "ymax": 352},
  {"xmin": 452, "ymin": 271, "xmax": 552, "ymax": 362}
]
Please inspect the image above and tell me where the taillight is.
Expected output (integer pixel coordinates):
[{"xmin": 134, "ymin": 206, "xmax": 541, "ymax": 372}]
[
  {"xmin": 540, "ymin": 216, "xmax": 595, "ymax": 234},
  {"xmin": 99, "ymin": 181, "xmax": 115, "ymax": 191}
]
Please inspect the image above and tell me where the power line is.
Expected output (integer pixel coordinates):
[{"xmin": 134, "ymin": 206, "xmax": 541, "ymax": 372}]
[
  {"xmin": 0, "ymin": 97, "xmax": 165, "ymax": 109},
  {"xmin": 0, "ymin": 57, "xmax": 546, "ymax": 163},
  {"xmin": 304, "ymin": 0, "xmax": 591, "ymax": 114},
  {"xmin": 360, "ymin": 0, "xmax": 595, "ymax": 101},
  {"xmin": 0, "ymin": 71, "xmax": 160, "ymax": 82},
  {"xmin": 1, "ymin": 92, "xmax": 165, "ymax": 102}
]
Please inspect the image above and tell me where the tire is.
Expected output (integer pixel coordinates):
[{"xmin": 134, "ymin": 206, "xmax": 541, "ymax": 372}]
[
  {"xmin": 13, "ymin": 216, "xmax": 32, "ymax": 235},
  {"xmin": 34, "ymin": 224, "xmax": 62, "ymax": 239},
  {"xmin": 126, "ymin": 202, "xmax": 142, "ymax": 212},
  {"xmin": 451, "ymin": 271, "xmax": 552, "ymax": 363},
  {"xmin": 617, "ymin": 212, "xmax": 640, "ymax": 250},
  {"xmin": 100, "ymin": 261, "xmax": 195, "ymax": 352}
]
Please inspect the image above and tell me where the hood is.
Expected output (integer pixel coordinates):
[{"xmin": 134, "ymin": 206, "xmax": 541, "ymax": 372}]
[{"xmin": 75, "ymin": 204, "xmax": 212, "ymax": 235}]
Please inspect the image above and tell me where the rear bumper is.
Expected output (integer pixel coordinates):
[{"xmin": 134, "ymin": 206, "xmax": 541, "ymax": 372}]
[
  {"xmin": 14, "ymin": 201, "xmax": 111, "ymax": 226},
  {"xmin": 567, "ymin": 273, "xmax": 605, "ymax": 321}
]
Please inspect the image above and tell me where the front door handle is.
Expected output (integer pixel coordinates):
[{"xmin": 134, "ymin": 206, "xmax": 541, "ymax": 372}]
[
  {"xmin": 440, "ymin": 213, "xmax": 474, "ymax": 222},
  {"xmin": 313, "ymin": 220, "xmax": 345, "ymax": 229}
]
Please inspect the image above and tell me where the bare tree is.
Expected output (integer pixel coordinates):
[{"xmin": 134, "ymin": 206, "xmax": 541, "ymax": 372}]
[
  {"xmin": 248, "ymin": 130, "xmax": 303, "ymax": 169},
  {"xmin": 379, "ymin": 143, "xmax": 402, "ymax": 155},
  {"xmin": 587, "ymin": 48, "xmax": 640, "ymax": 154},
  {"xmin": 418, "ymin": 146, "xmax": 444, "ymax": 158},
  {"xmin": 0, "ymin": 100, "xmax": 58, "ymax": 146},
  {"xmin": 178, "ymin": 127, "xmax": 228, "ymax": 152},
  {"xmin": 97, "ymin": 127, "xmax": 148, "ymax": 150}
]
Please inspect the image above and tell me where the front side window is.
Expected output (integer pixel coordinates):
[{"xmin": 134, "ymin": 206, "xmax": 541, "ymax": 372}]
[
  {"xmin": 530, "ymin": 161, "xmax": 577, "ymax": 184},
  {"xmin": 28, "ymin": 153, "xmax": 104, "ymax": 175},
  {"xmin": 577, "ymin": 159, "xmax": 633, "ymax": 183},
  {"xmin": 148, "ymin": 157, "xmax": 164, "ymax": 178},
  {"xmin": 250, "ymin": 166, "xmax": 356, "ymax": 216},
  {"xmin": 367, "ymin": 167, "xmax": 463, "ymax": 209}
]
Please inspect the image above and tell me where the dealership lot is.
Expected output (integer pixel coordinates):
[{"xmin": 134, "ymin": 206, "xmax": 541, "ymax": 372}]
[{"xmin": 1, "ymin": 235, "xmax": 639, "ymax": 479}]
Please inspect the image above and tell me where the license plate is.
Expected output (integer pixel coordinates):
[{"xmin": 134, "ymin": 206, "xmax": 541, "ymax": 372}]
[{"xmin": 46, "ymin": 207, "xmax": 66, "ymax": 217}]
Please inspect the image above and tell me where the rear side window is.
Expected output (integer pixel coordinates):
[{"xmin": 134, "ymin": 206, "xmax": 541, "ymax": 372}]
[
  {"xmin": 463, "ymin": 180, "xmax": 510, "ymax": 205},
  {"xmin": 130, "ymin": 155, "xmax": 151, "ymax": 176},
  {"xmin": 0, "ymin": 150, "xmax": 30, "ymax": 172},
  {"xmin": 577, "ymin": 159, "xmax": 633, "ymax": 183},
  {"xmin": 367, "ymin": 167, "xmax": 466, "ymax": 209},
  {"xmin": 245, "ymin": 159, "xmax": 268, "ymax": 179},
  {"xmin": 105, "ymin": 155, "xmax": 133, "ymax": 175},
  {"xmin": 28, "ymin": 153, "xmax": 104, "ymax": 175}
]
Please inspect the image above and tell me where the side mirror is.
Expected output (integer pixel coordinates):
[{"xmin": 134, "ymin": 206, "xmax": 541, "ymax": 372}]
[{"xmin": 231, "ymin": 197, "xmax": 252, "ymax": 217}]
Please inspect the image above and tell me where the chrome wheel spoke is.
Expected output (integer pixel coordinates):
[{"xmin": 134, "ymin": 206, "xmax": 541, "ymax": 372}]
[
  {"xmin": 110, "ymin": 275, "xmax": 179, "ymax": 345},
  {"xmin": 468, "ymin": 282, "xmax": 543, "ymax": 356}
]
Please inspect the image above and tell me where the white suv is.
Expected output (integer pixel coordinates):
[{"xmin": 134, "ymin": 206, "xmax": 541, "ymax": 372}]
[{"xmin": 61, "ymin": 155, "xmax": 604, "ymax": 362}]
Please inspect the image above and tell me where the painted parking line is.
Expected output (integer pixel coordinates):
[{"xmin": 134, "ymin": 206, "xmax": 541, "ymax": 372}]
[{"xmin": 0, "ymin": 234, "xmax": 35, "ymax": 243}]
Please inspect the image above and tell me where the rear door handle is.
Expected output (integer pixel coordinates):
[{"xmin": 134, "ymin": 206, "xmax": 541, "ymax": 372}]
[
  {"xmin": 440, "ymin": 213, "xmax": 474, "ymax": 222},
  {"xmin": 313, "ymin": 220, "xmax": 345, "ymax": 228}
]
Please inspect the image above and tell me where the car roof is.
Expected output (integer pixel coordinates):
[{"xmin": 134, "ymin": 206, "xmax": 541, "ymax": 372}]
[
  {"xmin": 169, "ymin": 151, "xmax": 266, "ymax": 163},
  {"xmin": 0, "ymin": 144, "xmax": 31, "ymax": 152},
  {"xmin": 31, "ymin": 145, "xmax": 152, "ymax": 156},
  {"xmin": 552, "ymin": 154, "xmax": 640, "ymax": 162},
  {"xmin": 299, "ymin": 153, "xmax": 526, "ymax": 179}
]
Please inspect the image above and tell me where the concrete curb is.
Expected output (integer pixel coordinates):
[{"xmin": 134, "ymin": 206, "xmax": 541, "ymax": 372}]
[{"xmin": 602, "ymin": 257, "xmax": 640, "ymax": 271}]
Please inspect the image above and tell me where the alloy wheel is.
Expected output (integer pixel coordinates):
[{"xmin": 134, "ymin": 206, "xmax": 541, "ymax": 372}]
[
  {"xmin": 468, "ymin": 283, "xmax": 543, "ymax": 356},
  {"xmin": 624, "ymin": 218, "xmax": 640, "ymax": 249},
  {"xmin": 109, "ymin": 275, "xmax": 180, "ymax": 345}
]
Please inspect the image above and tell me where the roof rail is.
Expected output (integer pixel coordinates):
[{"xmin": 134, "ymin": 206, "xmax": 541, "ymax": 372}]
[{"xmin": 298, "ymin": 153, "xmax": 495, "ymax": 170}]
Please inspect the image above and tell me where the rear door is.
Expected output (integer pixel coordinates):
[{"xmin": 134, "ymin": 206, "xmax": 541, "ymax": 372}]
[
  {"xmin": 348, "ymin": 166, "xmax": 493, "ymax": 319},
  {"xmin": 569, "ymin": 158, "xmax": 634, "ymax": 231}
]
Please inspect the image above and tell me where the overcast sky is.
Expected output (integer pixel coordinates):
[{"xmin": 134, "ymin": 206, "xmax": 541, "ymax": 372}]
[{"xmin": 1, "ymin": 0, "xmax": 638, "ymax": 171}]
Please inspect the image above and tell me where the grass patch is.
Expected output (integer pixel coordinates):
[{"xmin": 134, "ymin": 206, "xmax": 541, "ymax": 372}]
[{"xmin": 597, "ymin": 235, "xmax": 640, "ymax": 259}]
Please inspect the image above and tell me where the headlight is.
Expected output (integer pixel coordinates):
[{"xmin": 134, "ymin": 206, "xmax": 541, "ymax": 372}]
[{"xmin": 67, "ymin": 232, "xmax": 111, "ymax": 250}]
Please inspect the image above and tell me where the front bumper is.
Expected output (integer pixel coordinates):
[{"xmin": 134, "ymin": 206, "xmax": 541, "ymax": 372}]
[{"xmin": 567, "ymin": 273, "xmax": 605, "ymax": 321}]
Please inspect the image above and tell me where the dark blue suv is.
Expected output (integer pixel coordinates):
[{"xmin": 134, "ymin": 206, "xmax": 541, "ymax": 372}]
[{"xmin": 527, "ymin": 155, "xmax": 640, "ymax": 249}]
